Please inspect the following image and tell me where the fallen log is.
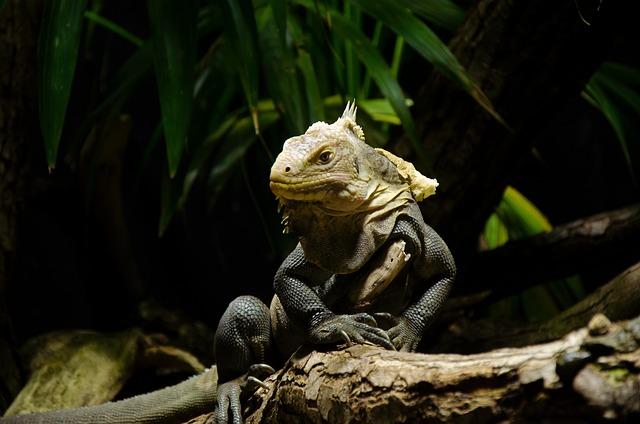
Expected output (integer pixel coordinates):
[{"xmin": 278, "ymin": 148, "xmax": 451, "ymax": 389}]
[{"xmin": 183, "ymin": 313, "xmax": 640, "ymax": 424}]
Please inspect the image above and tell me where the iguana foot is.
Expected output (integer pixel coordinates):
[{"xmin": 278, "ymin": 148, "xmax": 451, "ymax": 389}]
[
  {"xmin": 309, "ymin": 312, "xmax": 395, "ymax": 350},
  {"xmin": 214, "ymin": 363, "xmax": 275, "ymax": 424},
  {"xmin": 374, "ymin": 312, "xmax": 421, "ymax": 352}
]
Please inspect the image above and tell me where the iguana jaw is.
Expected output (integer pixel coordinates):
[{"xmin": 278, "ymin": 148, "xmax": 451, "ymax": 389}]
[{"xmin": 269, "ymin": 173, "xmax": 364, "ymax": 204}]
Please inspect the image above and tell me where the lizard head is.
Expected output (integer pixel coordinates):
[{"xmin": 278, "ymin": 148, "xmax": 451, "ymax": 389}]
[{"xmin": 270, "ymin": 101, "xmax": 378, "ymax": 212}]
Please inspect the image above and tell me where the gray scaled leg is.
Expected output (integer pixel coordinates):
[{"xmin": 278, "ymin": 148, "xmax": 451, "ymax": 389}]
[
  {"xmin": 377, "ymin": 217, "xmax": 456, "ymax": 352},
  {"xmin": 213, "ymin": 296, "xmax": 275, "ymax": 424}
]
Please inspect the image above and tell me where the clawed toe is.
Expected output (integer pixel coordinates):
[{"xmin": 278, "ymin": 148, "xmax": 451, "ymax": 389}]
[
  {"xmin": 338, "ymin": 329, "xmax": 352, "ymax": 346},
  {"xmin": 239, "ymin": 363, "xmax": 275, "ymax": 395},
  {"xmin": 246, "ymin": 376, "xmax": 270, "ymax": 391},
  {"xmin": 247, "ymin": 363, "xmax": 275, "ymax": 378}
]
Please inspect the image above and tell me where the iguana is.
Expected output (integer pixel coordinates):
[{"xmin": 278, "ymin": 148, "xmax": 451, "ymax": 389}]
[{"xmin": 2, "ymin": 102, "xmax": 455, "ymax": 424}]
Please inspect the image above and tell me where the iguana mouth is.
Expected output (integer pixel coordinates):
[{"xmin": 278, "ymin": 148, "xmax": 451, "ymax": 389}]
[{"xmin": 269, "ymin": 176, "xmax": 348, "ymax": 201}]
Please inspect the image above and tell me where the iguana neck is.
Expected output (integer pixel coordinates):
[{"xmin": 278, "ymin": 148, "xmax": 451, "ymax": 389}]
[{"xmin": 282, "ymin": 187, "xmax": 416, "ymax": 274}]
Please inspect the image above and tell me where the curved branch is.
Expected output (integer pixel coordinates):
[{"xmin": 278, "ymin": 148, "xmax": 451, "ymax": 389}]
[{"xmin": 465, "ymin": 204, "xmax": 640, "ymax": 296}]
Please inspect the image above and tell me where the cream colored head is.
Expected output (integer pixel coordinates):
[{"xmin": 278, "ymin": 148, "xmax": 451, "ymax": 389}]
[{"xmin": 269, "ymin": 101, "xmax": 377, "ymax": 210}]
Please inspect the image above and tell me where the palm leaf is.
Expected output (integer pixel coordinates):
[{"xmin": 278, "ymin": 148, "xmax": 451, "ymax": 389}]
[
  {"xmin": 222, "ymin": 0, "xmax": 261, "ymax": 133},
  {"xmin": 258, "ymin": 10, "xmax": 307, "ymax": 134},
  {"xmin": 148, "ymin": 0, "xmax": 197, "ymax": 177},
  {"xmin": 268, "ymin": 0, "xmax": 287, "ymax": 45},
  {"xmin": 83, "ymin": 11, "xmax": 142, "ymax": 47},
  {"xmin": 399, "ymin": 0, "xmax": 466, "ymax": 31},
  {"xmin": 326, "ymin": 12, "xmax": 425, "ymax": 164},
  {"xmin": 38, "ymin": 0, "xmax": 88, "ymax": 169},
  {"xmin": 583, "ymin": 64, "xmax": 640, "ymax": 183},
  {"xmin": 351, "ymin": 0, "xmax": 504, "ymax": 126}
]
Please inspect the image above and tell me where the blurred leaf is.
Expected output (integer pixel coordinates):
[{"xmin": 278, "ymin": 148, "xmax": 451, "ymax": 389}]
[
  {"xmin": 328, "ymin": 12, "xmax": 425, "ymax": 165},
  {"xmin": 207, "ymin": 110, "xmax": 280, "ymax": 208},
  {"xmin": 497, "ymin": 186, "xmax": 551, "ymax": 238},
  {"xmin": 297, "ymin": 51, "xmax": 326, "ymax": 122},
  {"xmin": 198, "ymin": 4, "xmax": 223, "ymax": 36},
  {"xmin": 38, "ymin": 0, "xmax": 88, "ymax": 169},
  {"xmin": 0, "ymin": 0, "xmax": 6, "ymax": 14},
  {"xmin": 399, "ymin": 0, "xmax": 466, "ymax": 31},
  {"xmin": 258, "ymin": 10, "xmax": 307, "ymax": 134},
  {"xmin": 222, "ymin": 0, "xmax": 261, "ymax": 133},
  {"xmin": 361, "ymin": 21, "xmax": 383, "ymax": 97},
  {"xmin": 483, "ymin": 213, "xmax": 509, "ymax": 249},
  {"xmin": 584, "ymin": 63, "xmax": 640, "ymax": 183},
  {"xmin": 390, "ymin": 36, "xmax": 404, "ymax": 79},
  {"xmin": 91, "ymin": 43, "xmax": 153, "ymax": 119},
  {"xmin": 83, "ymin": 11, "xmax": 142, "ymax": 47},
  {"xmin": 180, "ymin": 111, "xmax": 242, "ymax": 209},
  {"xmin": 148, "ymin": 0, "xmax": 196, "ymax": 177},
  {"xmin": 358, "ymin": 98, "xmax": 413, "ymax": 125},
  {"xmin": 343, "ymin": 1, "xmax": 361, "ymax": 98},
  {"xmin": 159, "ymin": 169, "xmax": 180, "ymax": 237},
  {"xmin": 268, "ymin": 0, "xmax": 287, "ymax": 45},
  {"xmin": 351, "ymin": 0, "xmax": 505, "ymax": 126},
  {"xmin": 287, "ymin": 13, "xmax": 325, "ymax": 122},
  {"xmin": 600, "ymin": 62, "xmax": 640, "ymax": 87},
  {"xmin": 485, "ymin": 186, "xmax": 585, "ymax": 320}
]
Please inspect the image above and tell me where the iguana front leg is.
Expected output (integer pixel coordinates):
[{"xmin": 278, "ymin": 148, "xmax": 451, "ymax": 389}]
[
  {"xmin": 274, "ymin": 244, "xmax": 395, "ymax": 350},
  {"xmin": 381, "ymin": 217, "xmax": 456, "ymax": 352},
  {"xmin": 213, "ymin": 296, "xmax": 275, "ymax": 423}
]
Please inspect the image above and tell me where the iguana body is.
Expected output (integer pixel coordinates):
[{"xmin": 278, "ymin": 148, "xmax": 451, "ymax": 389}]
[
  {"xmin": 216, "ymin": 102, "xmax": 455, "ymax": 422},
  {"xmin": 2, "ymin": 103, "xmax": 455, "ymax": 424}
]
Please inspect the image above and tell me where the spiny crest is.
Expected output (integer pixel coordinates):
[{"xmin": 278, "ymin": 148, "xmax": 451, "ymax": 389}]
[
  {"xmin": 304, "ymin": 101, "xmax": 365, "ymax": 142},
  {"xmin": 342, "ymin": 100, "xmax": 358, "ymax": 121},
  {"xmin": 339, "ymin": 100, "xmax": 365, "ymax": 142}
]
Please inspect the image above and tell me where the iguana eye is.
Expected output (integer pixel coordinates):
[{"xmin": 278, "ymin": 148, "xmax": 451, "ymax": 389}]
[{"xmin": 318, "ymin": 150, "xmax": 333, "ymax": 164}]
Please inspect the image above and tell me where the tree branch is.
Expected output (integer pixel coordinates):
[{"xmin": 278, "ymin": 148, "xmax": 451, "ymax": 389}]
[
  {"xmin": 435, "ymin": 261, "xmax": 640, "ymax": 353},
  {"xmin": 186, "ymin": 313, "xmax": 640, "ymax": 423},
  {"xmin": 464, "ymin": 204, "xmax": 640, "ymax": 296}
]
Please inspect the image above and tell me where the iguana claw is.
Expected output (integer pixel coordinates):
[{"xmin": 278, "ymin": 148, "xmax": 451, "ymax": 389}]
[
  {"xmin": 309, "ymin": 313, "xmax": 395, "ymax": 350},
  {"xmin": 338, "ymin": 329, "xmax": 352, "ymax": 346},
  {"xmin": 215, "ymin": 363, "xmax": 275, "ymax": 424},
  {"xmin": 245, "ymin": 376, "xmax": 269, "ymax": 391},
  {"xmin": 247, "ymin": 363, "xmax": 275, "ymax": 377}
]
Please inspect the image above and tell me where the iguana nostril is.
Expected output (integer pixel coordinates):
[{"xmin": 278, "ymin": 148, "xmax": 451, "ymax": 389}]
[{"xmin": 285, "ymin": 166, "xmax": 291, "ymax": 173}]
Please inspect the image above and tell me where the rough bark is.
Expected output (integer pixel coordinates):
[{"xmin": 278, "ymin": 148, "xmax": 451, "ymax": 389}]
[
  {"xmin": 403, "ymin": 0, "xmax": 622, "ymax": 268},
  {"xmin": 434, "ymin": 261, "xmax": 640, "ymax": 353},
  {"xmin": 185, "ymin": 314, "xmax": 640, "ymax": 423},
  {"xmin": 465, "ymin": 204, "xmax": 640, "ymax": 296},
  {"xmin": 0, "ymin": 0, "xmax": 41, "ymax": 413}
]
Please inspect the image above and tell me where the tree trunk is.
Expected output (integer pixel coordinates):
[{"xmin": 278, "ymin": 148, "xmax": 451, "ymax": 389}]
[
  {"xmin": 0, "ymin": 0, "xmax": 41, "ymax": 413},
  {"xmin": 403, "ymin": 0, "xmax": 622, "ymax": 269}
]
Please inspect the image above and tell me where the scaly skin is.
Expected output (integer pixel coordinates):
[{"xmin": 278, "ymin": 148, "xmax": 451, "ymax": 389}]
[
  {"xmin": 214, "ymin": 102, "xmax": 456, "ymax": 420},
  {"xmin": 1, "ymin": 368, "xmax": 218, "ymax": 423},
  {"xmin": 2, "ymin": 103, "xmax": 455, "ymax": 424}
]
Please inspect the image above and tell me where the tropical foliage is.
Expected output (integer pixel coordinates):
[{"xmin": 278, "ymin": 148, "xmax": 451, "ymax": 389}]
[{"xmin": 30, "ymin": 0, "xmax": 640, "ymax": 321}]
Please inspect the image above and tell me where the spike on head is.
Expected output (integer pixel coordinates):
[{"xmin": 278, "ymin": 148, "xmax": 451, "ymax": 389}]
[
  {"xmin": 342, "ymin": 100, "xmax": 358, "ymax": 121},
  {"xmin": 337, "ymin": 100, "xmax": 365, "ymax": 142}
]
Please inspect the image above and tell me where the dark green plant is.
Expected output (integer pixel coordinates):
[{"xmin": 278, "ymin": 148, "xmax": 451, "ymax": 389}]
[
  {"xmin": 36, "ymin": 0, "xmax": 496, "ymax": 235},
  {"xmin": 34, "ymin": 0, "xmax": 638, "ymax": 322}
]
